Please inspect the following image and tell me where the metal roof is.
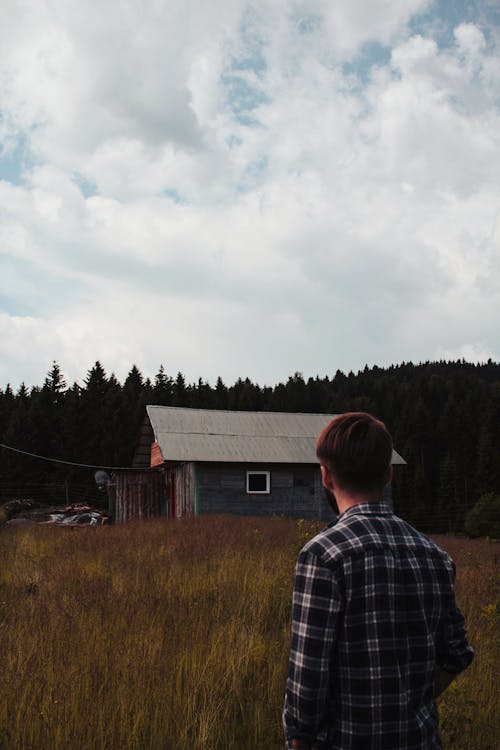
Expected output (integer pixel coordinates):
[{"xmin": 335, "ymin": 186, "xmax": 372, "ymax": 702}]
[{"xmin": 146, "ymin": 406, "xmax": 406, "ymax": 465}]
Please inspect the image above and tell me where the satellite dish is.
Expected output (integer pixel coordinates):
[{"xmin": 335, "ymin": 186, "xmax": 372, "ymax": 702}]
[{"xmin": 94, "ymin": 470, "xmax": 111, "ymax": 487}]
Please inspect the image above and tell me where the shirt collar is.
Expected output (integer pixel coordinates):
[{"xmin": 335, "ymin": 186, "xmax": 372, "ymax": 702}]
[{"xmin": 338, "ymin": 501, "xmax": 392, "ymax": 520}]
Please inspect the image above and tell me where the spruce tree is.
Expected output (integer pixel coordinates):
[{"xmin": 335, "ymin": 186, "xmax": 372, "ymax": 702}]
[
  {"xmin": 153, "ymin": 365, "xmax": 173, "ymax": 405},
  {"xmin": 214, "ymin": 377, "xmax": 228, "ymax": 409}
]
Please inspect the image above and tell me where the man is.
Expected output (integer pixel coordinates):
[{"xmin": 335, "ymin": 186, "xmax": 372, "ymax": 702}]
[{"xmin": 283, "ymin": 412, "xmax": 473, "ymax": 750}]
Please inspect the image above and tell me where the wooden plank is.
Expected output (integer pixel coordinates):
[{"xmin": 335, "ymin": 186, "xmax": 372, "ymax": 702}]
[
  {"xmin": 150, "ymin": 441, "xmax": 164, "ymax": 467},
  {"xmin": 113, "ymin": 469, "xmax": 167, "ymax": 523}
]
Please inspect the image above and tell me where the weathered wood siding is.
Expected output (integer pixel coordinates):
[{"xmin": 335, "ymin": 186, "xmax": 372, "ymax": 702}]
[
  {"xmin": 167, "ymin": 463, "xmax": 196, "ymax": 518},
  {"xmin": 114, "ymin": 462, "xmax": 392, "ymax": 522},
  {"xmin": 132, "ymin": 417, "xmax": 155, "ymax": 468},
  {"xmin": 196, "ymin": 463, "xmax": 332, "ymax": 520},
  {"xmin": 196, "ymin": 463, "xmax": 393, "ymax": 519},
  {"xmin": 150, "ymin": 441, "xmax": 164, "ymax": 467},
  {"xmin": 114, "ymin": 469, "xmax": 167, "ymax": 523}
]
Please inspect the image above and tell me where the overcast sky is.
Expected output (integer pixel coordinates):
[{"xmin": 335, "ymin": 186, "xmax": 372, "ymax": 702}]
[{"xmin": 1, "ymin": 0, "xmax": 499, "ymax": 390}]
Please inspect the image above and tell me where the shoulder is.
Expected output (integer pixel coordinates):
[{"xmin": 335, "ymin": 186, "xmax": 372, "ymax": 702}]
[
  {"xmin": 300, "ymin": 512, "xmax": 454, "ymax": 571},
  {"xmin": 300, "ymin": 517, "xmax": 369, "ymax": 567},
  {"xmin": 389, "ymin": 516, "xmax": 456, "ymax": 567}
]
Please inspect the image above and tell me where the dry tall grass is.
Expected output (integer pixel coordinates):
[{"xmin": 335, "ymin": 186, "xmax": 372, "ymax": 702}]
[{"xmin": 0, "ymin": 516, "xmax": 497, "ymax": 750}]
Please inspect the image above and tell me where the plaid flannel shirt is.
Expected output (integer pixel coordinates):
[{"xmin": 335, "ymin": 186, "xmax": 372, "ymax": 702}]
[{"xmin": 283, "ymin": 502, "xmax": 474, "ymax": 750}]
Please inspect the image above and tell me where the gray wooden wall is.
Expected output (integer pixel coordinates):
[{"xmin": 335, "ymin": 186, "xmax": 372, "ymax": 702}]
[{"xmin": 196, "ymin": 463, "xmax": 335, "ymax": 520}]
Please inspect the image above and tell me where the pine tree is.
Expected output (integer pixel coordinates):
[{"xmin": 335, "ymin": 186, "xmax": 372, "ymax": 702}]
[
  {"xmin": 116, "ymin": 366, "xmax": 147, "ymax": 465},
  {"xmin": 44, "ymin": 361, "xmax": 67, "ymax": 397},
  {"xmin": 79, "ymin": 362, "xmax": 111, "ymax": 464},
  {"xmin": 475, "ymin": 383, "xmax": 500, "ymax": 496},
  {"xmin": 191, "ymin": 378, "xmax": 214, "ymax": 409},
  {"xmin": 28, "ymin": 362, "xmax": 68, "ymax": 470},
  {"xmin": 153, "ymin": 365, "xmax": 173, "ymax": 405},
  {"xmin": 285, "ymin": 373, "xmax": 310, "ymax": 412},
  {"xmin": 436, "ymin": 453, "xmax": 459, "ymax": 532},
  {"xmin": 172, "ymin": 372, "xmax": 187, "ymax": 406},
  {"xmin": 214, "ymin": 377, "xmax": 228, "ymax": 409},
  {"xmin": 0, "ymin": 384, "xmax": 16, "ymax": 443}
]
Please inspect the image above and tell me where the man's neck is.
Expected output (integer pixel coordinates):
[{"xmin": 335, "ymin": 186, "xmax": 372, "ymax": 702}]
[{"xmin": 335, "ymin": 491, "xmax": 383, "ymax": 515}]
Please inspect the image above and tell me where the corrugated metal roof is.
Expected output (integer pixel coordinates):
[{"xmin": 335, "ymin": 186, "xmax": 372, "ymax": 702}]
[{"xmin": 146, "ymin": 406, "xmax": 406, "ymax": 465}]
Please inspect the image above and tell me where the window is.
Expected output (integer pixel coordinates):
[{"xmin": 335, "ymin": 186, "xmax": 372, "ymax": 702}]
[{"xmin": 246, "ymin": 471, "xmax": 271, "ymax": 494}]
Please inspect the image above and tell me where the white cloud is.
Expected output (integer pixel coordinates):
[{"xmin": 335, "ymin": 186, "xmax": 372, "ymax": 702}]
[
  {"xmin": 320, "ymin": 0, "xmax": 432, "ymax": 58},
  {"xmin": 0, "ymin": 1, "xmax": 499, "ymax": 389},
  {"xmin": 454, "ymin": 22, "xmax": 487, "ymax": 58}
]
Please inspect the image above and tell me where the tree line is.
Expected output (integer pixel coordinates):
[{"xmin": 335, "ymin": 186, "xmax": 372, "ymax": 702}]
[{"xmin": 0, "ymin": 359, "xmax": 499, "ymax": 532}]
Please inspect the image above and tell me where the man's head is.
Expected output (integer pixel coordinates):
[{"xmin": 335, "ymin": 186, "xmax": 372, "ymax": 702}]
[{"xmin": 316, "ymin": 412, "xmax": 393, "ymax": 498}]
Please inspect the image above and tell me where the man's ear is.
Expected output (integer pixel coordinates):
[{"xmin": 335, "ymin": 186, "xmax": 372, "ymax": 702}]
[{"xmin": 320, "ymin": 464, "xmax": 335, "ymax": 492}]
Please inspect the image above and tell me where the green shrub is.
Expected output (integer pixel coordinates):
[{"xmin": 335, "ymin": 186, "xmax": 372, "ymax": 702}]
[{"xmin": 464, "ymin": 493, "xmax": 500, "ymax": 538}]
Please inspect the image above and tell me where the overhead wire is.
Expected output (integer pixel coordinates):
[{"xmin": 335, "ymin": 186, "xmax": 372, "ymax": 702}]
[{"xmin": 0, "ymin": 443, "xmax": 152, "ymax": 471}]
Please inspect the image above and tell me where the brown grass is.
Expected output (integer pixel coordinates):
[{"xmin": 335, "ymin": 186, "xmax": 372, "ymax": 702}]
[
  {"xmin": 430, "ymin": 536, "xmax": 499, "ymax": 750},
  {"xmin": 0, "ymin": 517, "xmax": 497, "ymax": 749}
]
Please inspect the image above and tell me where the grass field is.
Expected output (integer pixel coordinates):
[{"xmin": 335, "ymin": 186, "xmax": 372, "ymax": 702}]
[{"xmin": 0, "ymin": 515, "xmax": 498, "ymax": 750}]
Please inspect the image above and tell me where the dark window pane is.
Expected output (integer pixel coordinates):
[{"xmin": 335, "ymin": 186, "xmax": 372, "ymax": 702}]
[{"xmin": 248, "ymin": 473, "xmax": 268, "ymax": 492}]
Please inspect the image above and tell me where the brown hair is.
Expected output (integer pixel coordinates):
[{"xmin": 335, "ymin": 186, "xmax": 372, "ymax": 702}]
[{"xmin": 316, "ymin": 412, "xmax": 393, "ymax": 493}]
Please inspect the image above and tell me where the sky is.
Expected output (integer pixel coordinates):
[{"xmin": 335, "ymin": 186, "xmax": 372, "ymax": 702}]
[{"xmin": 1, "ymin": 0, "xmax": 499, "ymax": 390}]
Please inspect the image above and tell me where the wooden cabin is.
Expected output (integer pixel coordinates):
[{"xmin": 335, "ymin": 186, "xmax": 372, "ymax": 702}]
[{"xmin": 113, "ymin": 406, "xmax": 405, "ymax": 523}]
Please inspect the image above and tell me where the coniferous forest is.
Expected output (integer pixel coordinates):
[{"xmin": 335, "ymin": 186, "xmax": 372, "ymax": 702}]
[{"xmin": 1, "ymin": 359, "xmax": 499, "ymax": 533}]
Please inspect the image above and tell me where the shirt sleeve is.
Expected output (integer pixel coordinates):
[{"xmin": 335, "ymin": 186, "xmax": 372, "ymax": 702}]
[
  {"xmin": 435, "ymin": 561, "xmax": 474, "ymax": 675},
  {"xmin": 283, "ymin": 549, "xmax": 342, "ymax": 750}
]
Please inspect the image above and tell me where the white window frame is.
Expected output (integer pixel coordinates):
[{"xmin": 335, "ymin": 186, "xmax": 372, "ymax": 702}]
[{"xmin": 246, "ymin": 470, "xmax": 271, "ymax": 494}]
